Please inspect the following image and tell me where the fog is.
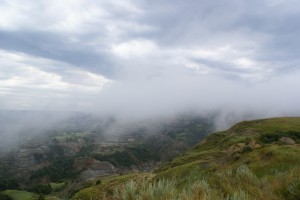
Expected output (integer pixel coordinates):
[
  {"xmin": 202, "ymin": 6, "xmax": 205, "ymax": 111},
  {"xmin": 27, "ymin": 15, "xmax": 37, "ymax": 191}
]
[
  {"xmin": 91, "ymin": 65, "xmax": 300, "ymax": 127},
  {"xmin": 1, "ymin": 68, "xmax": 300, "ymax": 150},
  {"xmin": 1, "ymin": 0, "xmax": 300, "ymax": 150}
]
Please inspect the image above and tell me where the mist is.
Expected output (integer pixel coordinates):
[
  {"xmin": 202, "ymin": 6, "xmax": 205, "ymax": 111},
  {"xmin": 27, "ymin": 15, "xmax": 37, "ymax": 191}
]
[
  {"xmin": 90, "ymin": 64, "xmax": 300, "ymax": 128},
  {"xmin": 1, "ymin": 0, "xmax": 300, "ymax": 150}
]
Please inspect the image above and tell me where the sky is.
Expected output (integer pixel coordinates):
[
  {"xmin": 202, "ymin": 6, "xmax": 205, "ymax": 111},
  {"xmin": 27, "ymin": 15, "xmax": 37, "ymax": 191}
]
[{"xmin": 1, "ymin": 0, "xmax": 300, "ymax": 122}]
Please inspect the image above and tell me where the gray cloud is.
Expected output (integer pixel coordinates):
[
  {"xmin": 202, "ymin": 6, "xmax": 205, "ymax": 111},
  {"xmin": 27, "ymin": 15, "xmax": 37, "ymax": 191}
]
[
  {"xmin": 0, "ymin": 0, "xmax": 300, "ymax": 127},
  {"xmin": 0, "ymin": 30, "xmax": 116, "ymax": 77}
]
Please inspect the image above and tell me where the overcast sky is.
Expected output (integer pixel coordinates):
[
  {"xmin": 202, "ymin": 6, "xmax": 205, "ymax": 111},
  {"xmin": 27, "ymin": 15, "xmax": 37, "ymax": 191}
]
[{"xmin": 1, "ymin": 0, "xmax": 300, "ymax": 121}]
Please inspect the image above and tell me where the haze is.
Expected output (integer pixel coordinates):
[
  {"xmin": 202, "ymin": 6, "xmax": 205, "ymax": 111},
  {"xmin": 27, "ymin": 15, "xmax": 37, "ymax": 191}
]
[{"xmin": 1, "ymin": 0, "xmax": 300, "ymax": 127}]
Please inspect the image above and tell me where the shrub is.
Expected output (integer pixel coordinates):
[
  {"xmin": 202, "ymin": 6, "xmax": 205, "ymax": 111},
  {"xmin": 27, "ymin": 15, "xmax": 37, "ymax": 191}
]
[
  {"xmin": 96, "ymin": 180, "xmax": 102, "ymax": 185},
  {"xmin": 37, "ymin": 194, "xmax": 45, "ymax": 200},
  {"xmin": 0, "ymin": 193, "xmax": 13, "ymax": 200},
  {"xmin": 94, "ymin": 146, "xmax": 160, "ymax": 167},
  {"xmin": 283, "ymin": 181, "xmax": 300, "ymax": 200},
  {"xmin": 30, "ymin": 157, "xmax": 76, "ymax": 181},
  {"xmin": 29, "ymin": 183, "xmax": 52, "ymax": 195},
  {"xmin": 0, "ymin": 178, "xmax": 19, "ymax": 190},
  {"xmin": 260, "ymin": 131, "xmax": 300, "ymax": 144},
  {"xmin": 260, "ymin": 133, "xmax": 283, "ymax": 143},
  {"xmin": 226, "ymin": 191, "xmax": 249, "ymax": 200}
]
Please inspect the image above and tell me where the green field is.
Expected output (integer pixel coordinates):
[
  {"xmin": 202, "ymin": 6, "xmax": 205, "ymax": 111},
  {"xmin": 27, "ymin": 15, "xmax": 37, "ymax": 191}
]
[
  {"xmin": 0, "ymin": 190, "xmax": 62, "ymax": 200},
  {"xmin": 1, "ymin": 190, "xmax": 37, "ymax": 200}
]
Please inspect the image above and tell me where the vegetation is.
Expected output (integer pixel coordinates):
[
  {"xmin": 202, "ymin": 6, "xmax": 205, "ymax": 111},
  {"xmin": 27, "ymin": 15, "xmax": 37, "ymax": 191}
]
[
  {"xmin": 96, "ymin": 180, "xmax": 102, "ymax": 185},
  {"xmin": 1, "ymin": 117, "xmax": 299, "ymax": 199},
  {"xmin": 0, "ymin": 190, "xmax": 62, "ymax": 200},
  {"xmin": 30, "ymin": 157, "xmax": 77, "ymax": 182},
  {"xmin": 260, "ymin": 131, "xmax": 300, "ymax": 143},
  {"xmin": 37, "ymin": 194, "xmax": 45, "ymax": 200},
  {"xmin": 52, "ymin": 132, "xmax": 92, "ymax": 142},
  {"xmin": 49, "ymin": 183, "xmax": 66, "ymax": 192},
  {"xmin": 109, "ymin": 174, "xmax": 259, "ymax": 200},
  {"xmin": 29, "ymin": 184, "xmax": 52, "ymax": 195},
  {"xmin": 72, "ymin": 117, "xmax": 300, "ymax": 200},
  {"xmin": 0, "ymin": 193, "xmax": 13, "ymax": 200},
  {"xmin": 45, "ymin": 145, "xmax": 65, "ymax": 160},
  {"xmin": 70, "ymin": 173, "xmax": 142, "ymax": 200},
  {"xmin": 0, "ymin": 178, "xmax": 19, "ymax": 191},
  {"xmin": 93, "ymin": 146, "xmax": 160, "ymax": 167},
  {"xmin": 0, "ymin": 190, "xmax": 37, "ymax": 200}
]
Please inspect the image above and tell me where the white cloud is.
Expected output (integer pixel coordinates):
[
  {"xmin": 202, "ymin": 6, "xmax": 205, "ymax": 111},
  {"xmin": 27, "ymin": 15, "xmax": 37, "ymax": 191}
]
[
  {"xmin": 0, "ymin": 49, "xmax": 111, "ymax": 110},
  {"xmin": 112, "ymin": 39, "xmax": 157, "ymax": 58},
  {"xmin": 0, "ymin": 0, "xmax": 146, "ymax": 36}
]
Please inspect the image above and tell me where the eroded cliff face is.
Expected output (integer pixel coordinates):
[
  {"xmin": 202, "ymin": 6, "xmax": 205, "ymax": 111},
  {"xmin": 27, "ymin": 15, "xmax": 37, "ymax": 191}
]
[
  {"xmin": 1, "ymin": 114, "xmax": 214, "ymax": 191},
  {"xmin": 5, "ymin": 132, "xmax": 149, "ymax": 182},
  {"xmin": 12, "ymin": 138, "xmax": 48, "ymax": 178},
  {"xmin": 73, "ymin": 157, "xmax": 117, "ymax": 181}
]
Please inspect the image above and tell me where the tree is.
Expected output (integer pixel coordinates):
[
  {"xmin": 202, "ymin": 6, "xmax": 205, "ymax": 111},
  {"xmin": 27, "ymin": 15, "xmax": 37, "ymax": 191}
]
[{"xmin": 38, "ymin": 194, "xmax": 45, "ymax": 200}]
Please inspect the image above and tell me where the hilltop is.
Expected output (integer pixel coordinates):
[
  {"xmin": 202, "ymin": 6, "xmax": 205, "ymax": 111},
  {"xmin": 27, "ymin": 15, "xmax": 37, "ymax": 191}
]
[{"xmin": 72, "ymin": 117, "xmax": 300, "ymax": 200}]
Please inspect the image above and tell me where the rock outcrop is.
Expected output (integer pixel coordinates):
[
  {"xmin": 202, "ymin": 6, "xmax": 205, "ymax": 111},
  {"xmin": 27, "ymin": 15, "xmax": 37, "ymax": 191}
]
[
  {"xmin": 73, "ymin": 157, "xmax": 117, "ymax": 181},
  {"xmin": 279, "ymin": 137, "xmax": 295, "ymax": 145}
]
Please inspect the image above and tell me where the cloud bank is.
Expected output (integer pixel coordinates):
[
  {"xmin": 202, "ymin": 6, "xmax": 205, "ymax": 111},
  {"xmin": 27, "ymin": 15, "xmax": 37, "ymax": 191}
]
[{"xmin": 0, "ymin": 0, "xmax": 300, "ymax": 125}]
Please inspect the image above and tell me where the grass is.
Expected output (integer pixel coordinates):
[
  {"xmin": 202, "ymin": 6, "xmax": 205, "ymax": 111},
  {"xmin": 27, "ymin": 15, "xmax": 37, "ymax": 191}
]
[
  {"xmin": 229, "ymin": 117, "xmax": 300, "ymax": 136},
  {"xmin": 158, "ymin": 117, "xmax": 300, "ymax": 171},
  {"xmin": 52, "ymin": 132, "xmax": 92, "ymax": 143},
  {"xmin": 107, "ymin": 166, "xmax": 267, "ymax": 200},
  {"xmin": 70, "ymin": 173, "xmax": 145, "ymax": 200},
  {"xmin": 70, "ymin": 117, "xmax": 300, "ymax": 200},
  {"xmin": 50, "ymin": 182, "xmax": 66, "ymax": 192},
  {"xmin": 1, "ymin": 190, "xmax": 37, "ymax": 200},
  {"xmin": 107, "ymin": 163, "xmax": 298, "ymax": 199},
  {"xmin": 0, "ymin": 190, "xmax": 62, "ymax": 200}
]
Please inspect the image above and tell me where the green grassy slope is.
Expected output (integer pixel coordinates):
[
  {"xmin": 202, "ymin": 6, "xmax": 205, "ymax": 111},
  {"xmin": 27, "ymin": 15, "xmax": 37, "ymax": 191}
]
[
  {"xmin": 156, "ymin": 117, "xmax": 300, "ymax": 173},
  {"xmin": 0, "ymin": 190, "xmax": 61, "ymax": 200},
  {"xmin": 72, "ymin": 117, "xmax": 300, "ymax": 200}
]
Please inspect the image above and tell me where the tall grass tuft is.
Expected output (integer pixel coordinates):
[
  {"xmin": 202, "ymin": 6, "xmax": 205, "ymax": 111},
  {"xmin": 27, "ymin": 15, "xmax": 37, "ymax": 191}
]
[
  {"xmin": 107, "ymin": 164, "xmax": 298, "ymax": 200},
  {"xmin": 111, "ymin": 178, "xmax": 218, "ymax": 200},
  {"xmin": 225, "ymin": 191, "xmax": 250, "ymax": 200}
]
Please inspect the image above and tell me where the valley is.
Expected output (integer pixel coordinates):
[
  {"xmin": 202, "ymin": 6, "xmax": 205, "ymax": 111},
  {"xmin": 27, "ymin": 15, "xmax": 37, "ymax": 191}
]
[
  {"xmin": 0, "ymin": 112, "xmax": 214, "ymax": 199},
  {"xmin": 1, "ymin": 116, "xmax": 300, "ymax": 199},
  {"xmin": 73, "ymin": 117, "xmax": 300, "ymax": 200}
]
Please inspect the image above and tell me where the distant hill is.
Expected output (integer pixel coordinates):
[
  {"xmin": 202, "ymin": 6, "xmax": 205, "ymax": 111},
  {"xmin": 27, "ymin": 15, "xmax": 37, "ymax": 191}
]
[{"xmin": 72, "ymin": 117, "xmax": 300, "ymax": 200}]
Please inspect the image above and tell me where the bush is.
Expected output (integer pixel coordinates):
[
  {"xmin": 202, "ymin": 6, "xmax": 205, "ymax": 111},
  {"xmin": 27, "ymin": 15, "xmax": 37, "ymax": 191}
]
[
  {"xmin": 260, "ymin": 133, "xmax": 283, "ymax": 143},
  {"xmin": 93, "ymin": 146, "xmax": 159, "ymax": 167},
  {"xmin": 29, "ymin": 184, "xmax": 52, "ymax": 195},
  {"xmin": 30, "ymin": 157, "xmax": 76, "ymax": 181},
  {"xmin": 37, "ymin": 194, "xmax": 45, "ymax": 200},
  {"xmin": 96, "ymin": 180, "xmax": 101, "ymax": 185},
  {"xmin": 283, "ymin": 181, "xmax": 300, "ymax": 200},
  {"xmin": 0, "ymin": 178, "xmax": 19, "ymax": 190},
  {"xmin": 260, "ymin": 131, "xmax": 300, "ymax": 144},
  {"xmin": 46, "ymin": 145, "xmax": 64, "ymax": 160},
  {"xmin": 0, "ymin": 193, "xmax": 13, "ymax": 200}
]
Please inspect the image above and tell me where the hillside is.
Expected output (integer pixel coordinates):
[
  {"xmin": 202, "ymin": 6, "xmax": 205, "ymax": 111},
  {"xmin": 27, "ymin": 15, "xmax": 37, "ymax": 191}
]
[
  {"xmin": 0, "ymin": 113, "xmax": 214, "ymax": 199},
  {"xmin": 72, "ymin": 117, "xmax": 300, "ymax": 200}
]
